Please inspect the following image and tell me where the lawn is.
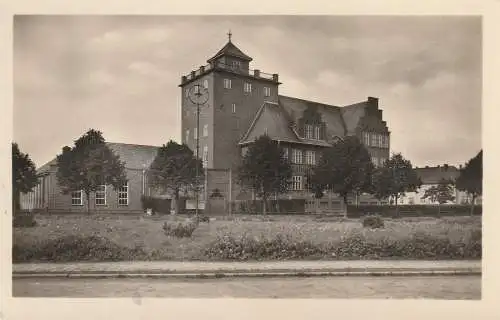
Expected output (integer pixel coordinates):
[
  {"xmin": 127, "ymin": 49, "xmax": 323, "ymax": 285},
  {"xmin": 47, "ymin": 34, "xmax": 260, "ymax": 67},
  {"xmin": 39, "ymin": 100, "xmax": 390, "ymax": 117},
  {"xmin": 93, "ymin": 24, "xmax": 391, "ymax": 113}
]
[{"xmin": 12, "ymin": 214, "xmax": 482, "ymax": 262}]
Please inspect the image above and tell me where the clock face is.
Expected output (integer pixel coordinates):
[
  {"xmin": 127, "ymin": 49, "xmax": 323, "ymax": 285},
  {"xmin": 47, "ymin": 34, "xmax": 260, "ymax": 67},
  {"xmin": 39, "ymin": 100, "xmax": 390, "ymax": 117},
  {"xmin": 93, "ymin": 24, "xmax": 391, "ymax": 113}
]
[{"xmin": 187, "ymin": 84, "xmax": 209, "ymax": 105}]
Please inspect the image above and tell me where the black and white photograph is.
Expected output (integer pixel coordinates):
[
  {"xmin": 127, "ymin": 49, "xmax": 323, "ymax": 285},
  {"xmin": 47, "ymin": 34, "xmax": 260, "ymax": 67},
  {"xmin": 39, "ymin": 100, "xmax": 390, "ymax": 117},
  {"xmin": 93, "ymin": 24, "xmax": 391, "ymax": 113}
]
[{"xmin": 8, "ymin": 14, "xmax": 484, "ymax": 301}]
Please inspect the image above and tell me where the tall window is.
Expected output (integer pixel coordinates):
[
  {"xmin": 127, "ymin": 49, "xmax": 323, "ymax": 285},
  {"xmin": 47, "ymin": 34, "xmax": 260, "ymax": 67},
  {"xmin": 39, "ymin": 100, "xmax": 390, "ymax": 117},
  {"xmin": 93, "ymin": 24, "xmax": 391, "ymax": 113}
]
[
  {"xmin": 95, "ymin": 185, "xmax": 106, "ymax": 205},
  {"xmin": 305, "ymin": 150, "xmax": 316, "ymax": 165},
  {"xmin": 185, "ymin": 129, "xmax": 189, "ymax": 143},
  {"xmin": 378, "ymin": 134, "xmax": 383, "ymax": 147},
  {"xmin": 283, "ymin": 148, "xmax": 289, "ymax": 161},
  {"xmin": 264, "ymin": 87, "xmax": 271, "ymax": 97},
  {"xmin": 292, "ymin": 149, "xmax": 303, "ymax": 164},
  {"xmin": 203, "ymin": 79, "xmax": 209, "ymax": 89},
  {"xmin": 304, "ymin": 124, "xmax": 313, "ymax": 139},
  {"xmin": 371, "ymin": 157, "xmax": 378, "ymax": 167},
  {"xmin": 223, "ymin": 79, "xmax": 232, "ymax": 89},
  {"xmin": 193, "ymin": 127, "xmax": 198, "ymax": 140},
  {"xmin": 118, "ymin": 184, "xmax": 128, "ymax": 206},
  {"xmin": 232, "ymin": 103, "xmax": 236, "ymax": 113},
  {"xmin": 314, "ymin": 126, "xmax": 321, "ymax": 140},
  {"xmin": 71, "ymin": 190, "xmax": 83, "ymax": 206},
  {"xmin": 203, "ymin": 124, "xmax": 208, "ymax": 137},
  {"xmin": 244, "ymin": 82, "xmax": 252, "ymax": 93},
  {"xmin": 371, "ymin": 133, "xmax": 377, "ymax": 146},
  {"xmin": 363, "ymin": 132, "xmax": 370, "ymax": 146},
  {"xmin": 291, "ymin": 176, "xmax": 303, "ymax": 191},
  {"xmin": 202, "ymin": 145, "xmax": 208, "ymax": 168}
]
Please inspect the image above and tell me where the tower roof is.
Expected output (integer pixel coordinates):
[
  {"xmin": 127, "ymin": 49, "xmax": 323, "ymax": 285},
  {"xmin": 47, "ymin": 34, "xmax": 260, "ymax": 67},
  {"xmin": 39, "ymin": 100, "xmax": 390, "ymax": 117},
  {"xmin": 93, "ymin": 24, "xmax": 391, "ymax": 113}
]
[{"xmin": 207, "ymin": 32, "xmax": 253, "ymax": 63}]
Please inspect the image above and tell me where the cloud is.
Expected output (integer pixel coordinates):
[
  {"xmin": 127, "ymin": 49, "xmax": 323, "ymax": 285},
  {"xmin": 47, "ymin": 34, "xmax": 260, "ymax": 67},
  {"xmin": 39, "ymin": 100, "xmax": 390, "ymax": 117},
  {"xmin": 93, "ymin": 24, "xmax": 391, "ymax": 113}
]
[{"xmin": 127, "ymin": 61, "xmax": 162, "ymax": 77}]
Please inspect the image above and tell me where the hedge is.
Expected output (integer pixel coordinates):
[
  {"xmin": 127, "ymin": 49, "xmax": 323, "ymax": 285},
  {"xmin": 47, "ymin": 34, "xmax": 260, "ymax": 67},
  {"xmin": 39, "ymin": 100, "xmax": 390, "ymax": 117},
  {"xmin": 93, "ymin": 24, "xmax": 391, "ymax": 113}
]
[
  {"xmin": 140, "ymin": 196, "xmax": 172, "ymax": 214},
  {"xmin": 346, "ymin": 205, "xmax": 482, "ymax": 218},
  {"xmin": 231, "ymin": 199, "xmax": 306, "ymax": 215},
  {"xmin": 13, "ymin": 210, "xmax": 37, "ymax": 228}
]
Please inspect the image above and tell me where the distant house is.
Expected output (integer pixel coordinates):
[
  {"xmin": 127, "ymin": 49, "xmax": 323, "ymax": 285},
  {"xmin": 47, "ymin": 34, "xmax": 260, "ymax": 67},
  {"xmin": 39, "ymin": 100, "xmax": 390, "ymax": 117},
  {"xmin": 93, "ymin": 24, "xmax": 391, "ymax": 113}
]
[
  {"xmin": 19, "ymin": 142, "xmax": 159, "ymax": 213},
  {"xmin": 399, "ymin": 165, "xmax": 480, "ymax": 205}
]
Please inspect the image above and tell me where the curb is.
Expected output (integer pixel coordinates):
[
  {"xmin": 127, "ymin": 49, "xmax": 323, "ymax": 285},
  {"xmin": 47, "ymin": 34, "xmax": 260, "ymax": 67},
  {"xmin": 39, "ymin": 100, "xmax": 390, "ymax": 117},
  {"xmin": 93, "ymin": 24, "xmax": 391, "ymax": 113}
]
[{"xmin": 12, "ymin": 269, "xmax": 481, "ymax": 279}]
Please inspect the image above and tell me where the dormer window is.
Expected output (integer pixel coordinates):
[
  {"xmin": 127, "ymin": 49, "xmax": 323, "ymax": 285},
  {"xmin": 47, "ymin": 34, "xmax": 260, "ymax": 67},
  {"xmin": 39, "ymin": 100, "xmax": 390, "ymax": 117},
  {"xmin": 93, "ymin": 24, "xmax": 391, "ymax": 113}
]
[
  {"xmin": 304, "ymin": 124, "xmax": 313, "ymax": 139},
  {"xmin": 264, "ymin": 87, "xmax": 271, "ymax": 97},
  {"xmin": 232, "ymin": 61, "xmax": 241, "ymax": 69},
  {"xmin": 244, "ymin": 82, "xmax": 252, "ymax": 93},
  {"xmin": 314, "ymin": 126, "xmax": 321, "ymax": 140}
]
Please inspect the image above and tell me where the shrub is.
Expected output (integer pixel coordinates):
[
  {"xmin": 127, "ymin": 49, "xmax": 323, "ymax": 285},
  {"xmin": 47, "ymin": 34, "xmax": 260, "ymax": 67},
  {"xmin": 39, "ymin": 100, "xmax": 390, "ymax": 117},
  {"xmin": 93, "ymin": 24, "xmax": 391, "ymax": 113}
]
[
  {"xmin": 205, "ymin": 232, "xmax": 323, "ymax": 260},
  {"xmin": 362, "ymin": 215, "xmax": 384, "ymax": 229},
  {"xmin": 12, "ymin": 235, "xmax": 146, "ymax": 262},
  {"xmin": 140, "ymin": 196, "xmax": 172, "ymax": 214},
  {"xmin": 232, "ymin": 199, "xmax": 306, "ymax": 215},
  {"xmin": 347, "ymin": 204, "xmax": 482, "ymax": 218},
  {"xmin": 13, "ymin": 211, "xmax": 37, "ymax": 228},
  {"xmin": 163, "ymin": 219, "xmax": 198, "ymax": 238}
]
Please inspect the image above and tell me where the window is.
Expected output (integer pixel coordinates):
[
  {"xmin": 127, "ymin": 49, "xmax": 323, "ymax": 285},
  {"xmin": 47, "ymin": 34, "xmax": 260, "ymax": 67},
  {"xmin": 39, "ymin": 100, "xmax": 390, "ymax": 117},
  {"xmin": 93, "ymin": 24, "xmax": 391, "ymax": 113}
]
[
  {"xmin": 95, "ymin": 185, "xmax": 106, "ymax": 205},
  {"xmin": 291, "ymin": 176, "xmax": 303, "ymax": 191},
  {"xmin": 363, "ymin": 132, "xmax": 370, "ymax": 146},
  {"xmin": 283, "ymin": 148, "xmax": 289, "ymax": 161},
  {"xmin": 232, "ymin": 103, "xmax": 236, "ymax": 113},
  {"xmin": 203, "ymin": 124, "xmax": 208, "ymax": 137},
  {"xmin": 118, "ymin": 184, "xmax": 128, "ymax": 206},
  {"xmin": 244, "ymin": 82, "xmax": 252, "ymax": 93},
  {"xmin": 371, "ymin": 133, "xmax": 377, "ymax": 146},
  {"xmin": 203, "ymin": 79, "xmax": 209, "ymax": 89},
  {"xmin": 264, "ymin": 87, "xmax": 271, "ymax": 97},
  {"xmin": 232, "ymin": 61, "xmax": 241, "ymax": 69},
  {"xmin": 193, "ymin": 84, "xmax": 200, "ymax": 94},
  {"xmin": 292, "ymin": 149, "xmax": 303, "ymax": 164},
  {"xmin": 202, "ymin": 146, "xmax": 208, "ymax": 168},
  {"xmin": 71, "ymin": 190, "xmax": 83, "ymax": 206},
  {"xmin": 314, "ymin": 126, "xmax": 321, "ymax": 140},
  {"xmin": 371, "ymin": 157, "xmax": 378, "ymax": 167},
  {"xmin": 305, "ymin": 150, "xmax": 316, "ymax": 165},
  {"xmin": 304, "ymin": 124, "xmax": 313, "ymax": 139},
  {"xmin": 378, "ymin": 134, "xmax": 383, "ymax": 147},
  {"xmin": 379, "ymin": 158, "xmax": 386, "ymax": 167},
  {"xmin": 384, "ymin": 135, "xmax": 390, "ymax": 148},
  {"xmin": 185, "ymin": 129, "xmax": 189, "ymax": 143},
  {"xmin": 223, "ymin": 79, "xmax": 232, "ymax": 89},
  {"xmin": 193, "ymin": 127, "xmax": 198, "ymax": 140}
]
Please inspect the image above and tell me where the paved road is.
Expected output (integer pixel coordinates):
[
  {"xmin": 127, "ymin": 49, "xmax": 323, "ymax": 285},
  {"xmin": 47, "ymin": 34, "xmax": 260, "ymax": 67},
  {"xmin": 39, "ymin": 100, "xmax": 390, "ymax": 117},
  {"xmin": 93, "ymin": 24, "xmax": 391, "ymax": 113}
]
[{"xmin": 13, "ymin": 275, "xmax": 481, "ymax": 299}]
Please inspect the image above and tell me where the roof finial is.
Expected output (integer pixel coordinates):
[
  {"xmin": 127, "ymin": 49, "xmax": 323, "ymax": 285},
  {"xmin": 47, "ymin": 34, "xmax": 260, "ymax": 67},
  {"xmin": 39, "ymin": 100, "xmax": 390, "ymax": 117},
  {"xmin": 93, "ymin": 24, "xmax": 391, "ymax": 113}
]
[{"xmin": 227, "ymin": 29, "xmax": 232, "ymax": 42}]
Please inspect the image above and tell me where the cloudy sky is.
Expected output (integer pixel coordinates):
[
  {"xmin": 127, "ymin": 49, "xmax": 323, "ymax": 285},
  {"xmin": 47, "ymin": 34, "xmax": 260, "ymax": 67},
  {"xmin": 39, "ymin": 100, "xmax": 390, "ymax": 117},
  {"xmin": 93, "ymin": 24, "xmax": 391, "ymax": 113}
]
[{"xmin": 14, "ymin": 15, "xmax": 481, "ymax": 168}]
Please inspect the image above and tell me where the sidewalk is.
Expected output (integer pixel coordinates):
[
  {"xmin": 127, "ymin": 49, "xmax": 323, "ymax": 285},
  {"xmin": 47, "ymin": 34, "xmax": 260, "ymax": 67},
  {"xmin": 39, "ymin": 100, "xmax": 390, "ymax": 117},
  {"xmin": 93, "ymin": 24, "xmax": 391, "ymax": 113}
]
[{"xmin": 12, "ymin": 260, "xmax": 482, "ymax": 279}]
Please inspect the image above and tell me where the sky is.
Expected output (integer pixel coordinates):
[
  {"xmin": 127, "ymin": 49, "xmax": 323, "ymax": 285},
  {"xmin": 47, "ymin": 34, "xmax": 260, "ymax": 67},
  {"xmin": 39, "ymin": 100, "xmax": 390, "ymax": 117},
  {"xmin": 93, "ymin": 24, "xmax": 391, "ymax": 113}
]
[{"xmin": 13, "ymin": 15, "xmax": 482, "ymax": 168}]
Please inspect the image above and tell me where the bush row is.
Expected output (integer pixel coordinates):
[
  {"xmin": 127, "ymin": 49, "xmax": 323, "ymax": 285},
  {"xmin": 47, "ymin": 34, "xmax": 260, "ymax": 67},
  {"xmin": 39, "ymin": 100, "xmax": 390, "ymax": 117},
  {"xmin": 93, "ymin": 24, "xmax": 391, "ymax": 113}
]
[
  {"xmin": 13, "ymin": 235, "xmax": 147, "ymax": 263},
  {"xmin": 231, "ymin": 199, "xmax": 306, "ymax": 215},
  {"xmin": 13, "ymin": 211, "xmax": 37, "ymax": 228},
  {"xmin": 346, "ymin": 205, "xmax": 482, "ymax": 218},
  {"xmin": 204, "ymin": 230, "xmax": 482, "ymax": 261}
]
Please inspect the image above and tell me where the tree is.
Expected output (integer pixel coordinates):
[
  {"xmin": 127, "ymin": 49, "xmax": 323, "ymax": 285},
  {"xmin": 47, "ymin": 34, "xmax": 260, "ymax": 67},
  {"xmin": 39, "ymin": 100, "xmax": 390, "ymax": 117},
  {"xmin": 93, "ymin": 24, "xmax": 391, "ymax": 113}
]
[
  {"xmin": 456, "ymin": 150, "xmax": 482, "ymax": 216},
  {"xmin": 237, "ymin": 135, "xmax": 292, "ymax": 215},
  {"xmin": 148, "ymin": 140, "xmax": 203, "ymax": 215},
  {"xmin": 12, "ymin": 143, "xmax": 39, "ymax": 212},
  {"xmin": 309, "ymin": 136, "xmax": 374, "ymax": 209},
  {"xmin": 56, "ymin": 129, "xmax": 127, "ymax": 214},
  {"xmin": 372, "ymin": 153, "xmax": 421, "ymax": 215},
  {"xmin": 421, "ymin": 178, "xmax": 456, "ymax": 216}
]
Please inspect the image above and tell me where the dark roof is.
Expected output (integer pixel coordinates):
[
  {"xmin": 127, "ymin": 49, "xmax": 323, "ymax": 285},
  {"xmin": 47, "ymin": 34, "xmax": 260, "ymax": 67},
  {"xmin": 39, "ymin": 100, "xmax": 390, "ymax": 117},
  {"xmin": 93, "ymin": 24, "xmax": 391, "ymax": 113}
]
[
  {"xmin": 37, "ymin": 142, "xmax": 160, "ymax": 174},
  {"xmin": 207, "ymin": 40, "xmax": 253, "ymax": 63},
  {"xmin": 415, "ymin": 166, "xmax": 461, "ymax": 184},
  {"xmin": 341, "ymin": 101, "xmax": 367, "ymax": 135},
  {"xmin": 239, "ymin": 101, "xmax": 300, "ymax": 145}
]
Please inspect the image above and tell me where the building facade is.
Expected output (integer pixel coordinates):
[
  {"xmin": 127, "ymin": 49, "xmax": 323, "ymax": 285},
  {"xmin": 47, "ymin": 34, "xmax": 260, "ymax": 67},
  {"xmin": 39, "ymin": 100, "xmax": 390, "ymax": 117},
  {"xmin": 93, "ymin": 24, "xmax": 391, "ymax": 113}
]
[
  {"xmin": 399, "ymin": 165, "xmax": 481, "ymax": 205},
  {"xmin": 20, "ymin": 143, "xmax": 159, "ymax": 213},
  {"xmin": 180, "ymin": 35, "xmax": 391, "ymax": 203}
]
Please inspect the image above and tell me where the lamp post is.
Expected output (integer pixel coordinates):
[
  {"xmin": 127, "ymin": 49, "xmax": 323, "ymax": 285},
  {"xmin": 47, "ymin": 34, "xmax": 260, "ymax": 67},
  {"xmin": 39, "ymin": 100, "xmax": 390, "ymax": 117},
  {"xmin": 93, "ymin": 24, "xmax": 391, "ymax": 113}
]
[{"xmin": 187, "ymin": 83, "xmax": 209, "ymax": 216}]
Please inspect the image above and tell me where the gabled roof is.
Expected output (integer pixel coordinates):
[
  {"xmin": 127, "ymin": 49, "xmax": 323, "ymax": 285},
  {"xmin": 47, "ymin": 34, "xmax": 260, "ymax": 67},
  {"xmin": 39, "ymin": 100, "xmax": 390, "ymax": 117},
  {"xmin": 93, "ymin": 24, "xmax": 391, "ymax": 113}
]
[
  {"xmin": 37, "ymin": 142, "xmax": 160, "ymax": 174},
  {"xmin": 207, "ymin": 40, "xmax": 253, "ymax": 63},
  {"xmin": 278, "ymin": 95, "xmax": 346, "ymax": 139},
  {"xmin": 239, "ymin": 101, "xmax": 300, "ymax": 145},
  {"xmin": 415, "ymin": 166, "xmax": 461, "ymax": 185}
]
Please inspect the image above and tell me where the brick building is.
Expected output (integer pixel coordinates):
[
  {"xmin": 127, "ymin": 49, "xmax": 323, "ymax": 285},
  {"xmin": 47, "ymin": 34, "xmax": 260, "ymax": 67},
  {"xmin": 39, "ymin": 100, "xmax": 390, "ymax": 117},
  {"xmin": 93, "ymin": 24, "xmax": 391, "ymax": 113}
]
[
  {"xmin": 180, "ymin": 34, "xmax": 391, "ymax": 207},
  {"xmin": 20, "ymin": 143, "xmax": 159, "ymax": 213}
]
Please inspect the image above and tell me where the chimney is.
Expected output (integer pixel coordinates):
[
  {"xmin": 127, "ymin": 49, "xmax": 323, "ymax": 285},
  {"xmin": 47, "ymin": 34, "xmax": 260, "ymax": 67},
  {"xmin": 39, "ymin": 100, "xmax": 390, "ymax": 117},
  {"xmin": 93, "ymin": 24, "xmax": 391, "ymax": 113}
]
[
  {"xmin": 273, "ymin": 73, "xmax": 279, "ymax": 82},
  {"xmin": 200, "ymin": 66, "xmax": 205, "ymax": 73},
  {"xmin": 190, "ymin": 71, "xmax": 196, "ymax": 78},
  {"xmin": 254, "ymin": 69, "xmax": 261, "ymax": 77},
  {"xmin": 181, "ymin": 76, "xmax": 187, "ymax": 83},
  {"xmin": 368, "ymin": 96, "xmax": 379, "ymax": 108}
]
